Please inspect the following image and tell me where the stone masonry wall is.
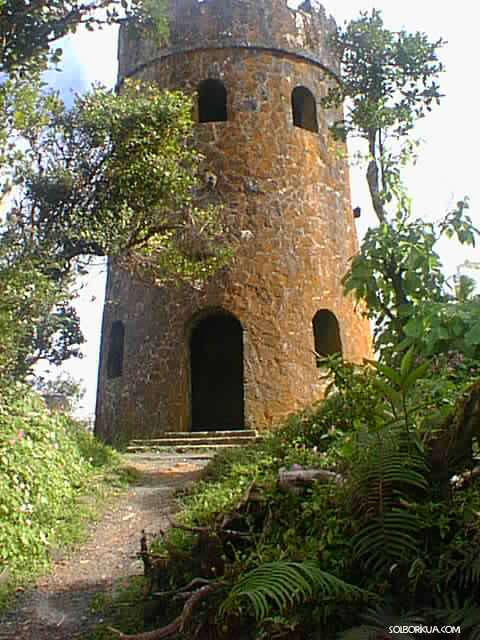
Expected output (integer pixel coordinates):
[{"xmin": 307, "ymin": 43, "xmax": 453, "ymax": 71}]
[
  {"xmin": 95, "ymin": 0, "xmax": 372, "ymax": 443},
  {"xmin": 118, "ymin": 0, "xmax": 339, "ymax": 81}
]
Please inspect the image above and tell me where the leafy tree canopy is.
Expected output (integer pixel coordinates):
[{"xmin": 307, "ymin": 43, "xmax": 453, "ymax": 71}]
[
  {"xmin": 4, "ymin": 80, "xmax": 229, "ymax": 281},
  {"xmin": 0, "ymin": 0, "xmax": 229, "ymax": 382},
  {"xmin": 324, "ymin": 10, "xmax": 479, "ymax": 360},
  {"xmin": 0, "ymin": 251, "xmax": 83, "ymax": 382},
  {"xmin": 324, "ymin": 9, "xmax": 445, "ymax": 223},
  {"xmin": 0, "ymin": 0, "xmax": 166, "ymax": 76}
]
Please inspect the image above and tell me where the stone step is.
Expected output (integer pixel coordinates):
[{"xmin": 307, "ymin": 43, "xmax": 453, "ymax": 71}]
[
  {"xmin": 127, "ymin": 429, "xmax": 261, "ymax": 452},
  {"xmin": 130, "ymin": 429, "xmax": 257, "ymax": 441},
  {"xmin": 128, "ymin": 436, "xmax": 257, "ymax": 448},
  {"xmin": 126, "ymin": 443, "xmax": 245, "ymax": 452}
]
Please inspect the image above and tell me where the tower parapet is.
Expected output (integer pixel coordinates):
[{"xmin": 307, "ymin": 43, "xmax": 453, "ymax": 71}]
[{"xmin": 119, "ymin": 0, "xmax": 339, "ymax": 81}]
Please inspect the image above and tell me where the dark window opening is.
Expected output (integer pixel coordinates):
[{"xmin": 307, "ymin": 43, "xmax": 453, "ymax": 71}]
[
  {"xmin": 107, "ymin": 320, "xmax": 124, "ymax": 379},
  {"xmin": 312, "ymin": 310, "xmax": 342, "ymax": 366},
  {"xmin": 198, "ymin": 79, "xmax": 227, "ymax": 123},
  {"xmin": 292, "ymin": 86, "xmax": 319, "ymax": 133},
  {"xmin": 190, "ymin": 312, "xmax": 244, "ymax": 431}
]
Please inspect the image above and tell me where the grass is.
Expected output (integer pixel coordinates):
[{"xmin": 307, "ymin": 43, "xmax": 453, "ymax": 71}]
[
  {"xmin": 0, "ymin": 384, "xmax": 137, "ymax": 612},
  {"xmin": 82, "ymin": 576, "xmax": 148, "ymax": 639},
  {"xmin": 0, "ymin": 467, "xmax": 133, "ymax": 612}
]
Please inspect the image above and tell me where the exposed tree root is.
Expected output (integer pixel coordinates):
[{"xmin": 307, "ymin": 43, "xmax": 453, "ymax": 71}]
[
  {"xmin": 113, "ymin": 465, "xmax": 346, "ymax": 638},
  {"xmin": 153, "ymin": 577, "xmax": 213, "ymax": 599},
  {"xmin": 108, "ymin": 584, "xmax": 217, "ymax": 639},
  {"xmin": 169, "ymin": 518, "xmax": 254, "ymax": 539}
]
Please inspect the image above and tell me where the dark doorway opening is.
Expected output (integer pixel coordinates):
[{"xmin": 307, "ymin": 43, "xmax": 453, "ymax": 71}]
[{"xmin": 190, "ymin": 312, "xmax": 244, "ymax": 431}]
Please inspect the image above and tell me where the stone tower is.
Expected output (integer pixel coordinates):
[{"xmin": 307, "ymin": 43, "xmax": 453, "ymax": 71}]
[{"xmin": 95, "ymin": 0, "xmax": 371, "ymax": 443}]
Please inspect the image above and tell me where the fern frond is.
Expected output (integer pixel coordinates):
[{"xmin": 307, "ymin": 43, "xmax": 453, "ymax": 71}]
[
  {"xmin": 352, "ymin": 509, "xmax": 424, "ymax": 572},
  {"xmin": 349, "ymin": 433, "xmax": 428, "ymax": 518},
  {"xmin": 447, "ymin": 547, "xmax": 480, "ymax": 589},
  {"xmin": 346, "ymin": 433, "xmax": 427, "ymax": 571},
  {"xmin": 219, "ymin": 561, "xmax": 364, "ymax": 621},
  {"xmin": 427, "ymin": 593, "xmax": 480, "ymax": 640}
]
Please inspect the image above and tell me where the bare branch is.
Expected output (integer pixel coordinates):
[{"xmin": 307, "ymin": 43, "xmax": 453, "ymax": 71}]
[{"xmin": 108, "ymin": 583, "xmax": 217, "ymax": 640}]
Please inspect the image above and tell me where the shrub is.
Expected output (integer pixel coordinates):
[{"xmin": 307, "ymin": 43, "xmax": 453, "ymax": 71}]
[
  {"xmin": 138, "ymin": 353, "xmax": 480, "ymax": 640},
  {"xmin": 0, "ymin": 384, "xmax": 119, "ymax": 579}
]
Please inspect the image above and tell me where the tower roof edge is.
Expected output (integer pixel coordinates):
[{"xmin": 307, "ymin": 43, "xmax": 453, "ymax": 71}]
[{"xmin": 118, "ymin": 0, "xmax": 339, "ymax": 82}]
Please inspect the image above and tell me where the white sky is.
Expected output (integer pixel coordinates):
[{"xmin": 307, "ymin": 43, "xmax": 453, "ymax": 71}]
[{"xmin": 42, "ymin": 0, "xmax": 480, "ymax": 419}]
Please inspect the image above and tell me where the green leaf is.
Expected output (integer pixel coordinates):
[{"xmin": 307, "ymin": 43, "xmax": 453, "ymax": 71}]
[
  {"xmin": 403, "ymin": 317, "xmax": 423, "ymax": 339},
  {"xmin": 220, "ymin": 561, "xmax": 364, "ymax": 621},
  {"xmin": 399, "ymin": 346, "xmax": 415, "ymax": 383},
  {"xmin": 372, "ymin": 379, "xmax": 402, "ymax": 406},
  {"xmin": 367, "ymin": 360, "xmax": 402, "ymax": 387},
  {"xmin": 402, "ymin": 360, "xmax": 430, "ymax": 393},
  {"xmin": 465, "ymin": 322, "xmax": 480, "ymax": 346}
]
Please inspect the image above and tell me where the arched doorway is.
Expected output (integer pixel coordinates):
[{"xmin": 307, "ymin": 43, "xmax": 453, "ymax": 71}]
[{"xmin": 190, "ymin": 312, "xmax": 244, "ymax": 431}]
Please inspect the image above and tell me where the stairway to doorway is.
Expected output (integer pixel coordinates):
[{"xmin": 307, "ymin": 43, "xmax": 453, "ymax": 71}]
[{"xmin": 126, "ymin": 429, "xmax": 260, "ymax": 453}]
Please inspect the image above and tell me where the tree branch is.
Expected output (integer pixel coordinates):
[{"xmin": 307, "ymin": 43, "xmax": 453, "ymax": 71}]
[
  {"xmin": 278, "ymin": 468, "xmax": 344, "ymax": 492},
  {"xmin": 108, "ymin": 584, "xmax": 217, "ymax": 640},
  {"xmin": 366, "ymin": 158, "xmax": 387, "ymax": 223}
]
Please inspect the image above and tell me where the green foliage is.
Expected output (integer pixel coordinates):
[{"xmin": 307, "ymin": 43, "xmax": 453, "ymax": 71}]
[
  {"xmin": 0, "ymin": 0, "xmax": 167, "ymax": 77},
  {"xmin": 326, "ymin": 9, "xmax": 444, "ymax": 142},
  {"xmin": 5, "ymin": 80, "xmax": 229, "ymax": 282},
  {"xmin": 278, "ymin": 357, "xmax": 381, "ymax": 454},
  {"xmin": 134, "ymin": 348, "xmax": 480, "ymax": 640},
  {"xmin": 343, "ymin": 200, "xmax": 479, "ymax": 359},
  {"xmin": 86, "ymin": 576, "xmax": 149, "ymax": 639},
  {"xmin": 327, "ymin": 11, "xmax": 479, "ymax": 360},
  {"xmin": 0, "ymin": 77, "xmax": 229, "ymax": 381},
  {"xmin": 220, "ymin": 560, "xmax": 364, "ymax": 621},
  {"xmin": 0, "ymin": 0, "xmax": 229, "ymax": 382},
  {"xmin": 169, "ymin": 443, "xmax": 278, "ymax": 532},
  {"xmin": 340, "ymin": 605, "xmax": 424, "ymax": 640},
  {"xmin": 0, "ymin": 251, "xmax": 83, "ymax": 383},
  {"xmin": 403, "ymin": 300, "xmax": 480, "ymax": 359},
  {"xmin": 324, "ymin": 9, "xmax": 444, "ymax": 223},
  {"xmin": 34, "ymin": 372, "xmax": 85, "ymax": 413},
  {"xmin": 0, "ymin": 385, "xmax": 122, "ymax": 584},
  {"xmin": 427, "ymin": 594, "xmax": 480, "ymax": 640}
]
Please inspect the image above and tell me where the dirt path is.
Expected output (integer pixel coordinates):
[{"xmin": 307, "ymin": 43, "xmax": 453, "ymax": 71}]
[{"xmin": 0, "ymin": 453, "xmax": 211, "ymax": 640}]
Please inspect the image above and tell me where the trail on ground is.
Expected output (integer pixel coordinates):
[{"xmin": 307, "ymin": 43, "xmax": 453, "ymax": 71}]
[{"xmin": 0, "ymin": 453, "xmax": 210, "ymax": 640}]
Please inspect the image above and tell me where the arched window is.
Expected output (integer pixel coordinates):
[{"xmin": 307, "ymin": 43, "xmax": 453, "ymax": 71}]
[
  {"xmin": 107, "ymin": 321, "xmax": 125, "ymax": 379},
  {"xmin": 198, "ymin": 79, "xmax": 227, "ymax": 123},
  {"xmin": 291, "ymin": 86, "xmax": 318, "ymax": 133},
  {"xmin": 312, "ymin": 310, "xmax": 342, "ymax": 366}
]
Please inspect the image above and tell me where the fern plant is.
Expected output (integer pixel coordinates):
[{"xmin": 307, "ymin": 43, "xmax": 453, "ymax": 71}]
[
  {"xmin": 425, "ymin": 593, "xmax": 480, "ymax": 640},
  {"xmin": 346, "ymin": 431, "xmax": 429, "ymax": 573},
  {"xmin": 219, "ymin": 560, "xmax": 365, "ymax": 622},
  {"xmin": 446, "ymin": 546, "xmax": 480, "ymax": 590}
]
